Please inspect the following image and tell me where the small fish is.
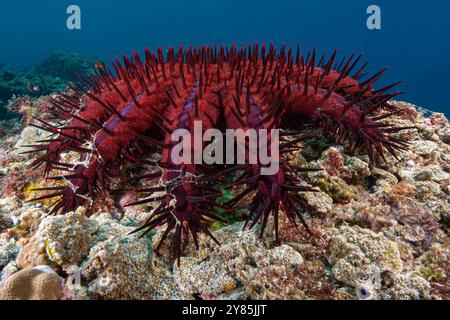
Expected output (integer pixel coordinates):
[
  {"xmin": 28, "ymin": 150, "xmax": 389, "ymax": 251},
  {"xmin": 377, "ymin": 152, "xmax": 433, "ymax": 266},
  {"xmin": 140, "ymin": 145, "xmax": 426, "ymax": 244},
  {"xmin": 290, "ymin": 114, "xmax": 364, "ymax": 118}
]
[
  {"xmin": 26, "ymin": 81, "xmax": 40, "ymax": 93},
  {"xmin": 95, "ymin": 61, "xmax": 105, "ymax": 69}
]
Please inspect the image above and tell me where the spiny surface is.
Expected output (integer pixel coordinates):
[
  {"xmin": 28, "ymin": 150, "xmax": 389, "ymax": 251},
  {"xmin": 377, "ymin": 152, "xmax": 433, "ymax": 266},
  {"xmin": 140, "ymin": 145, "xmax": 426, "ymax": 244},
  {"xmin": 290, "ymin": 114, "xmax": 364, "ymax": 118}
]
[{"xmin": 26, "ymin": 43, "xmax": 414, "ymax": 261}]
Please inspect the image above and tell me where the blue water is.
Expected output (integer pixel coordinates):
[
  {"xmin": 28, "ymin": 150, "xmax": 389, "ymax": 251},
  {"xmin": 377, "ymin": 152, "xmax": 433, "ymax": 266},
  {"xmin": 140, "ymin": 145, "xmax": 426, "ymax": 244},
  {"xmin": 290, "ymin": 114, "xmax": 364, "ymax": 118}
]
[{"xmin": 0, "ymin": 0, "xmax": 449, "ymax": 114}]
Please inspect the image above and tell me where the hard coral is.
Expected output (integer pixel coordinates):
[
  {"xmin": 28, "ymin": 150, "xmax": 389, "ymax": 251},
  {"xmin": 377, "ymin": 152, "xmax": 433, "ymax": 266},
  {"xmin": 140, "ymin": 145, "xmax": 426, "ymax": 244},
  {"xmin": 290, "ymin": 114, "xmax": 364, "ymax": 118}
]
[{"xmin": 0, "ymin": 266, "xmax": 64, "ymax": 300}]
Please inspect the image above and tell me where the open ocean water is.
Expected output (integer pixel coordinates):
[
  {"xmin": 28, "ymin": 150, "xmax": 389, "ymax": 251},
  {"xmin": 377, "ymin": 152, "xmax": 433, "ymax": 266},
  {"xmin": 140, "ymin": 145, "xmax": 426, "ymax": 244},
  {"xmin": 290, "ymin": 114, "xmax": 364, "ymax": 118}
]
[{"xmin": 0, "ymin": 0, "xmax": 449, "ymax": 115}]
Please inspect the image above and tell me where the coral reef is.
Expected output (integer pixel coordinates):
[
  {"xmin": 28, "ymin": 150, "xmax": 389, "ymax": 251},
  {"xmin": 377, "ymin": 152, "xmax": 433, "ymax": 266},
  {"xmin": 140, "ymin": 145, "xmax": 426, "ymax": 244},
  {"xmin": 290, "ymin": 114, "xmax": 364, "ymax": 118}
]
[
  {"xmin": 17, "ymin": 209, "xmax": 97, "ymax": 270},
  {"xmin": 0, "ymin": 94, "xmax": 447, "ymax": 300},
  {"xmin": 32, "ymin": 51, "xmax": 97, "ymax": 84},
  {"xmin": 0, "ymin": 51, "xmax": 96, "ymax": 120},
  {"xmin": 173, "ymin": 222, "xmax": 332, "ymax": 299},
  {"xmin": 328, "ymin": 225, "xmax": 431, "ymax": 300},
  {"xmin": 80, "ymin": 232, "xmax": 181, "ymax": 300}
]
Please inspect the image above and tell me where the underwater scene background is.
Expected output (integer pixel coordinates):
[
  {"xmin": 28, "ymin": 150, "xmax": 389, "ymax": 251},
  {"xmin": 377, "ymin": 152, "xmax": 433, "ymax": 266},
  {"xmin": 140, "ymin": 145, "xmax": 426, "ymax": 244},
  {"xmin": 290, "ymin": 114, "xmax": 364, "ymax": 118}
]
[
  {"xmin": 0, "ymin": 0, "xmax": 449, "ymax": 302},
  {"xmin": 0, "ymin": 0, "xmax": 449, "ymax": 115}
]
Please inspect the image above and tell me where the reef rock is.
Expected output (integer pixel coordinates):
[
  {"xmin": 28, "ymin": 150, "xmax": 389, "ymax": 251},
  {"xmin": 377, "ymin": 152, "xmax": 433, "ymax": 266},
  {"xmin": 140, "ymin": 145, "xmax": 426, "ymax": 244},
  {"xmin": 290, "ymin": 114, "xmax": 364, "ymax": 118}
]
[
  {"xmin": 328, "ymin": 225, "xmax": 431, "ymax": 300},
  {"xmin": 19, "ymin": 209, "xmax": 97, "ymax": 270},
  {"xmin": 0, "ymin": 97, "xmax": 448, "ymax": 300},
  {"xmin": 80, "ymin": 232, "xmax": 179, "ymax": 300},
  {"xmin": 174, "ymin": 222, "xmax": 332, "ymax": 300},
  {"xmin": 0, "ymin": 236, "xmax": 19, "ymax": 270},
  {"xmin": 0, "ymin": 212, "xmax": 13, "ymax": 232},
  {"xmin": 14, "ymin": 126, "xmax": 48, "ymax": 155}
]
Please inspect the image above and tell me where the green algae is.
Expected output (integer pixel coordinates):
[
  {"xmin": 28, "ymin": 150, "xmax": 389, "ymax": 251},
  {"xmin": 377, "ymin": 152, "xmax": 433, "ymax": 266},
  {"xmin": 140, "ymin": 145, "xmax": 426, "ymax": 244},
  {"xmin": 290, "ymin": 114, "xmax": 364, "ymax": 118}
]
[{"xmin": 314, "ymin": 176, "xmax": 354, "ymax": 203}]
